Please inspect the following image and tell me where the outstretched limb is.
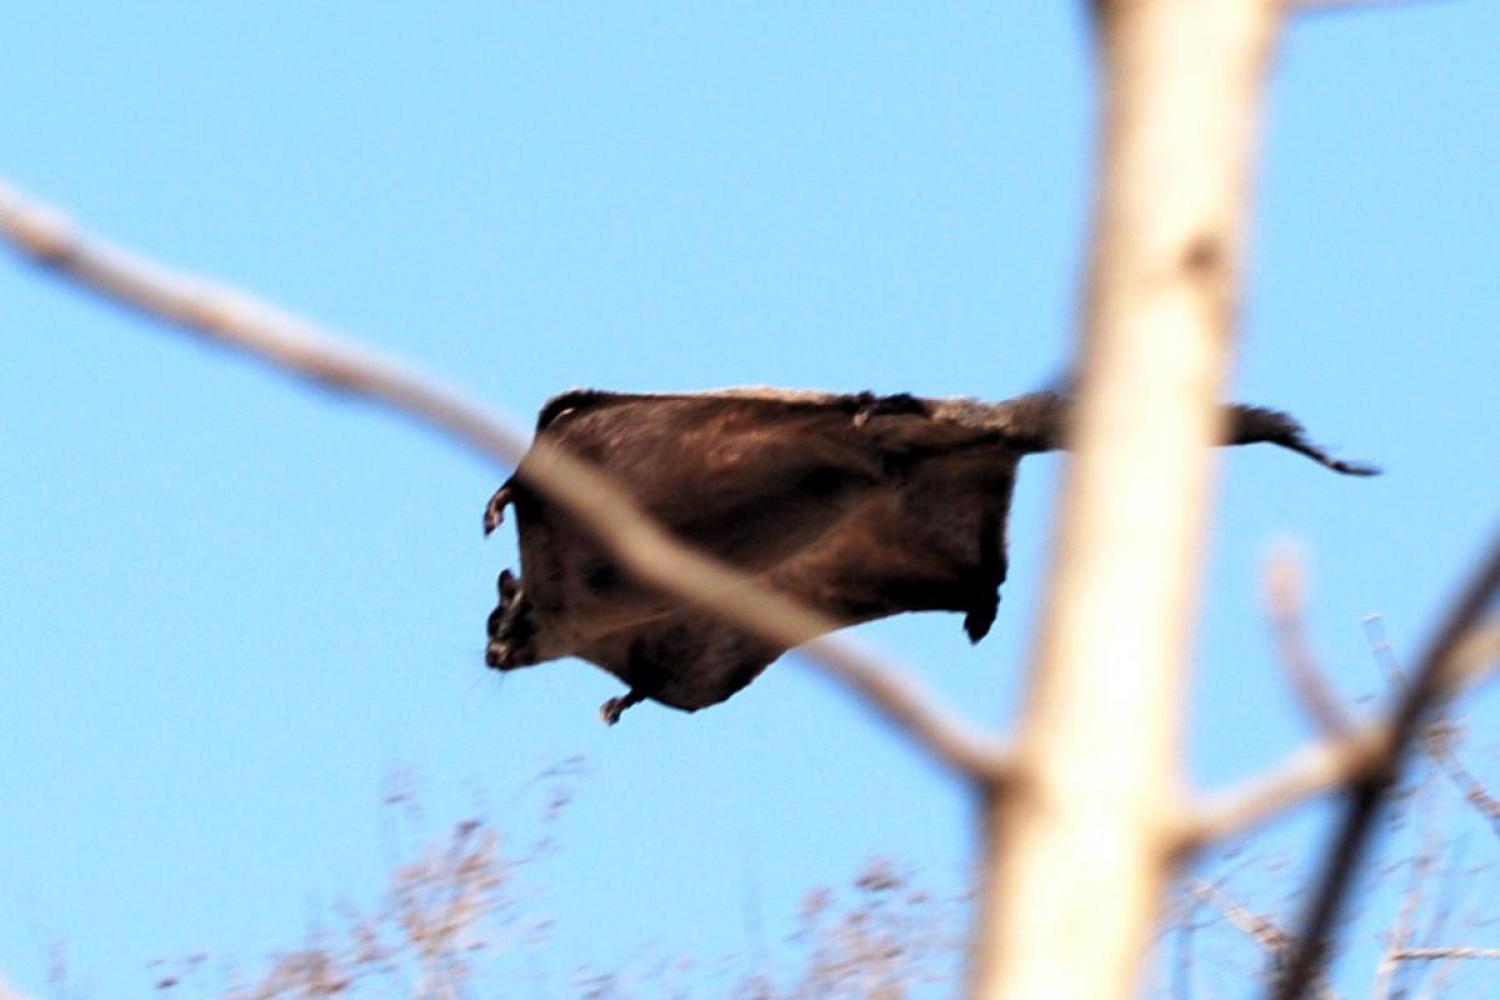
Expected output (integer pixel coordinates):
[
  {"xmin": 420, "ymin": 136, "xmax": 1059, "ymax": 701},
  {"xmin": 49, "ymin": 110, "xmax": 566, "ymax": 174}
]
[
  {"xmin": 600, "ymin": 689, "xmax": 647, "ymax": 726},
  {"xmin": 964, "ymin": 595, "xmax": 999, "ymax": 644},
  {"xmin": 482, "ymin": 482, "xmax": 514, "ymax": 536}
]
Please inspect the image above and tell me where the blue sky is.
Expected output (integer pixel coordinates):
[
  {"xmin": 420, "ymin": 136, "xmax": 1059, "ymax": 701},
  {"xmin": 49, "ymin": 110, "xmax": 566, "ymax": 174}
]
[{"xmin": 1, "ymin": 3, "xmax": 1495, "ymax": 996}]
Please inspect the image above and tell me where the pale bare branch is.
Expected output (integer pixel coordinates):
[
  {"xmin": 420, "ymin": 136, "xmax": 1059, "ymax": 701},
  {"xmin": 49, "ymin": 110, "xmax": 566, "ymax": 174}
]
[
  {"xmin": 1265, "ymin": 545, "xmax": 1355, "ymax": 735},
  {"xmin": 1186, "ymin": 727, "xmax": 1389, "ymax": 851},
  {"xmin": 0, "ymin": 177, "xmax": 1010, "ymax": 783},
  {"xmin": 1389, "ymin": 948, "xmax": 1500, "ymax": 962},
  {"xmin": 0, "ymin": 180, "xmax": 535, "ymax": 465},
  {"xmin": 971, "ymin": 1, "xmax": 1286, "ymax": 996},
  {"xmin": 1361, "ymin": 614, "xmax": 1406, "ymax": 687},
  {"xmin": 1292, "ymin": 0, "xmax": 1457, "ymax": 12},
  {"xmin": 1272, "ymin": 535, "xmax": 1500, "ymax": 1000},
  {"xmin": 1186, "ymin": 620, "xmax": 1500, "ymax": 848}
]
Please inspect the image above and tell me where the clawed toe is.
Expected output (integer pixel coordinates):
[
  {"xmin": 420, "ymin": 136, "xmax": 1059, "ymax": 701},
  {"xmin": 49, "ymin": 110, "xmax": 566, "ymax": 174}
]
[
  {"xmin": 599, "ymin": 690, "xmax": 645, "ymax": 726},
  {"xmin": 483, "ymin": 484, "xmax": 513, "ymax": 536}
]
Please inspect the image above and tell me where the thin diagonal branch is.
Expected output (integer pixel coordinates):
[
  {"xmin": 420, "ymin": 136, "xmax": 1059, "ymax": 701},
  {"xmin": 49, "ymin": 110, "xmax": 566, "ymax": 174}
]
[
  {"xmin": 1389, "ymin": 948, "xmax": 1500, "ymax": 962},
  {"xmin": 1361, "ymin": 613, "xmax": 1406, "ymax": 686},
  {"xmin": 0, "ymin": 178, "xmax": 1011, "ymax": 783},
  {"xmin": 1425, "ymin": 733, "xmax": 1500, "ymax": 839},
  {"xmin": 1187, "ymin": 882, "xmax": 1341, "ymax": 1000},
  {"xmin": 1292, "ymin": 0, "xmax": 1459, "ymax": 13},
  {"xmin": 1271, "ymin": 533, "xmax": 1500, "ymax": 1000},
  {"xmin": 1189, "ymin": 882, "xmax": 1291, "ymax": 955}
]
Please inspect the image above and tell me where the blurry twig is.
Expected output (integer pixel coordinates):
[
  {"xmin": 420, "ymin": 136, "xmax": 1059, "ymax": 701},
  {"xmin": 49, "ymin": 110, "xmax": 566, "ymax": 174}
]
[
  {"xmin": 1371, "ymin": 778, "xmax": 1442, "ymax": 1000},
  {"xmin": 1169, "ymin": 895, "xmax": 1201, "ymax": 1000},
  {"xmin": 1264, "ymin": 546, "xmax": 1354, "ymax": 735},
  {"xmin": 1424, "ymin": 730, "xmax": 1500, "ymax": 840},
  {"xmin": 1187, "ymin": 882, "xmax": 1341, "ymax": 1000},
  {"xmin": 1361, "ymin": 614, "xmax": 1406, "ymax": 686},
  {"xmin": 1365, "ymin": 614, "xmax": 1500, "ymax": 839},
  {"xmin": 1189, "ymin": 882, "xmax": 1291, "ymax": 956},
  {"xmin": 1388, "ymin": 947, "xmax": 1500, "ymax": 962},
  {"xmin": 218, "ymin": 816, "xmax": 507, "ymax": 1000},
  {"xmin": 0, "ymin": 178, "xmax": 1008, "ymax": 783},
  {"xmin": 1294, "ymin": 0, "xmax": 1457, "ymax": 11}
]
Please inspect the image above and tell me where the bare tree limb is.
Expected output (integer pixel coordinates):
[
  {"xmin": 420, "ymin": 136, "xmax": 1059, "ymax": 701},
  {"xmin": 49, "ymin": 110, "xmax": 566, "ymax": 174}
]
[
  {"xmin": 1389, "ymin": 948, "xmax": 1500, "ymax": 962},
  {"xmin": 0, "ymin": 179, "xmax": 536, "ymax": 467},
  {"xmin": 1272, "ymin": 533, "xmax": 1500, "ymax": 1000},
  {"xmin": 1187, "ymin": 726, "xmax": 1389, "ymax": 848},
  {"xmin": 1189, "ymin": 882, "xmax": 1292, "ymax": 955},
  {"xmin": 970, "ymin": 1, "xmax": 1286, "ymax": 995},
  {"xmin": 1185, "ymin": 620, "xmax": 1500, "ymax": 847},
  {"xmin": 1361, "ymin": 613, "xmax": 1407, "ymax": 687},
  {"xmin": 1265, "ymin": 545, "xmax": 1355, "ymax": 735},
  {"xmin": 1292, "ymin": 0, "xmax": 1457, "ymax": 12},
  {"xmin": 0, "ymin": 177, "xmax": 1011, "ymax": 783}
]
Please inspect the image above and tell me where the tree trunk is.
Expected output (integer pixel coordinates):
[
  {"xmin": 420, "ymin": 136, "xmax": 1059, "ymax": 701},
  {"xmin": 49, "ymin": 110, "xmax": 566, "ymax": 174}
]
[{"xmin": 971, "ymin": 1, "xmax": 1284, "ymax": 995}]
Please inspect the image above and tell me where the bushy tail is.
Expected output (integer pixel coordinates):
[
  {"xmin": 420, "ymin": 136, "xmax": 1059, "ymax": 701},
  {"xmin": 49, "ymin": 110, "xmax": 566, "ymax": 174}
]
[
  {"xmin": 1225, "ymin": 404, "xmax": 1380, "ymax": 476},
  {"xmin": 940, "ymin": 391, "xmax": 1379, "ymax": 476}
]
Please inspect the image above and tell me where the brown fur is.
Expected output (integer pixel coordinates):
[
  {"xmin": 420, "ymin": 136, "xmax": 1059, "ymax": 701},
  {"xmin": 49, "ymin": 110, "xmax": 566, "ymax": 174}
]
[{"xmin": 483, "ymin": 388, "xmax": 1376, "ymax": 722}]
